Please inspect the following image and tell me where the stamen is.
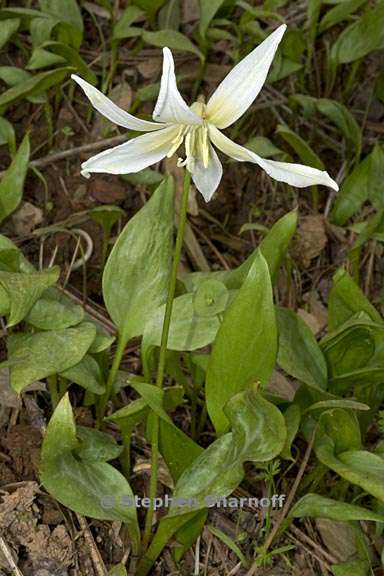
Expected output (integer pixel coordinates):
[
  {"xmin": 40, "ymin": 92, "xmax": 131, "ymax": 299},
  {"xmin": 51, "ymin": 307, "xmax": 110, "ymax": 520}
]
[{"xmin": 166, "ymin": 126, "xmax": 187, "ymax": 158}]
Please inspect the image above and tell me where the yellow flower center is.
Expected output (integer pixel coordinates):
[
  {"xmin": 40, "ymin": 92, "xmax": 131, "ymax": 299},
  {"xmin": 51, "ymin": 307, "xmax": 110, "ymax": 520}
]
[{"xmin": 166, "ymin": 101, "xmax": 210, "ymax": 171}]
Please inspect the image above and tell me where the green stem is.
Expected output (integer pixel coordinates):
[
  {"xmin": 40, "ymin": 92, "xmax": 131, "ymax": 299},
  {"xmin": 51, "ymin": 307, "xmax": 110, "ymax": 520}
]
[
  {"xmin": 141, "ymin": 169, "xmax": 191, "ymax": 551},
  {"xmin": 97, "ymin": 334, "xmax": 127, "ymax": 426}
]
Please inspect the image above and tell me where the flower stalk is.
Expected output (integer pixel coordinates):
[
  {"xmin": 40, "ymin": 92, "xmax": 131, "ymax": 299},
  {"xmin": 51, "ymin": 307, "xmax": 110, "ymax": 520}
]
[{"xmin": 141, "ymin": 169, "xmax": 191, "ymax": 551}]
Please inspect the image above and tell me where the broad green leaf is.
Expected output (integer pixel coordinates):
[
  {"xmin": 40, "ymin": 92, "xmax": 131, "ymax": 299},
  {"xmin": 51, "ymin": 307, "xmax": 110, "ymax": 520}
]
[
  {"xmin": 330, "ymin": 3, "xmax": 384, "ymax": 64},
  {"xmin": 159, "ymin": 418, "xmax": 203, "ymax": 483},
  {"xmin": 183, "ymin": 209, "xmax": 297, "ymax": 293},
  {"xmin": 158, "ymin": 0, "xmax": 181, "ymax": 31},
  {"xmin": 0, "ymin": 67, "xmax": 72, "ymax": 109},
  {"xmin": 0, "ymin": 117, "xmax": 16, "ymax": 155},
  {"xmin": 315, "ymin": 409, "xmax": 384, "ymax": 503},
  {"xmin": 0, "ymin": 134, "xmax": 30, "ymax": 224},
  {"xmin": 90, "ymin": 205, "xmax": 125, "ymax": 235},
  {"xmin": 103, "ymin": 178, "xmax": 174, "ymax": 344},
  {"xmin": 75, "ymin": 426, "xmax": 122, "ymax": 461},
  {"xmin": 27, "ymin": 47, "xmax": 65, "ymax": 70},
  {"xmin": 113, "ymin": 6, "xmax": 144, "ymax": 40},
  {"xmin": 206, "ymin": 252, "xmax": 277, "ymax": 435},
  {"xmin": 331, "ymin": 560, "xmax": 369, "ymax": 576},
  {"xmin": 121, "ymin": 168, "xmax": 164, "ymax": 187},
  {"xmin": 277, "ymin": 307, "xmax": 328, "ymax": 390},
  {"xmin": 328, "ymin": 269, "xmax": 382, "ymax": 330},
  {"xmin": 40, "ymin": 394, "xmax": 140, "ymax": 551},
  {"xmin": 26, "ymin": 293, "xmax": 84, "ymax": 330},
  {"xmin": 0, "ymin": 266, "xmax": 59, "ymax": 327},
  {"xmin": 281, "ymin": 404, "xmax": 301, "ymax": 460},
  {"xmin": 331, "ymin": 146, "xmax": 384, "ymax": 225},
  {"xmin": 319, "ymin": 0, "xmax": 368, "ymax": 32},
  {"xmin": 108, "ymin": 565, "xmax": 127, "ymax": 576},
  {"xmin": 39, "ymin": 0, "xmax": 83, "ymax": 48},
  {"xmin": 199, "ymin": 0, "xmax": 226, "ymax": 38},
  {"xmin": 8, "ymin": 322, "xmax": 96, "ymax": 393},
  {"xmin": 142, "ymin": 30, "xmax": 203, "ymax": 61},
  {"xmin": 28, "ymin": 41, "xmax": 97, "ymax": 85},
  {"xmin": 275, "ymin": 124, "xmax": 324, "ymax": 169},
  {"xmin": 172, "ymin": 510, "xmax": 208, "ymax": 562},
  {"xmin": 245, "ymin": 136, "xmax": 284, "ymax": 158},
  {"xmin": 29, "ymin": 14, "xmax": 58, "ymax": 48},
  {"xmin": 321, "ymin": 317, "xmax": 384, "ymax": 393},
  {"xmin": 290, "ymin": 493, "xmax": 384, "ymax": 522},
  {"xmin": 0, "ymin": 18, "xmax": 19, "ymax": 49},
  {"xmin": 169, "ymin": 386, "xmax": 285, "ymax": 515},
  {"xmin": 193, "ymin": 280, "xmax": 229, "ymax": 317},
  {"xmin": 132, "ymin": 0, "xmax": 167, "ymax": 17},
  {"xmin": 142, "ymin": 292, "xmax": 220, "ymax": 358},
  {"xmin": 60, "ymin": 354, "xmax": 105, "ymax": 395}
]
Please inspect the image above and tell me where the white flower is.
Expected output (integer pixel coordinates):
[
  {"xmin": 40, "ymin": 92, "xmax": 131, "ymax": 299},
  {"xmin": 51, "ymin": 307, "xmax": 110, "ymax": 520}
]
[{"xmin": 72, "ymin": 24, "xmax": 338, "ymax": 202}]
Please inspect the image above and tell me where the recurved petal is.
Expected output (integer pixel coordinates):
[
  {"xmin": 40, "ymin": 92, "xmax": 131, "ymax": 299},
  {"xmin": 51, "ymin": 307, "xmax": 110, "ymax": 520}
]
[
  {"xmin": 206, "ymin": 24, "xmax": 286, "ymax": 129},
  {"xmin": 72, "ymin": 74, "xmax": 163, "ymax": 132},
  {"xmin": 80, "ymin": 125, "xmax": 180, "ymax": 177},
  {"xmin": 152, "ymin": 47, "xmax": 202, "ymax": 125},
  {"xmin": 192, "ymin": 144, "xmax": 223, "ymax": 202},
  {"xmin": 208, "ymin": 125, "xmax": 339, "ymax": 190}
]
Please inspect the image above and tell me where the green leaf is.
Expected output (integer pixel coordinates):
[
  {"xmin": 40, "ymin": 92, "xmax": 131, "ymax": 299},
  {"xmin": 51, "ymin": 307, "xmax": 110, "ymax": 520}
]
[
  {"xmin": 75, "ymin": 426, "xmax": 122, "ymax": 462},
  {"xmin": 113, "ymin": 6, "xmax": 144, "ymax": 40},
  {"xmin": 0, "ymin": 134, "xmax": 30, "ymax": 224},
  {"xmin": 121, "ymin": 168, "xmax": 164, "ymax": 187},
  {"xmin": 103, "ymin": 177, "xmax": 174, "ymax": 344},
  {"xmin": 132, "ymin": 0, "xmax": 167, "ymax": 17},
  {"xmin": 275, "ymin": 124, "xmax": 324, "ymax": 170},
  {"xmin": 169, "ymin": 386, "xmax": 286, "ymax": 515},
  {"xmin": 331, "ymin": 560, "xmax": 369, "ymax": 576},
  {"xmin": 159, "ymin": 419, "xmax": 203, "ymax": 483},
  {"xmin": 0, "ymin": 266, "xmax": 59, "ymax": 327},
  {"xmin": 199, "ymin": 0, "xmax": 226, "ymax": 38},
  {"xmin": 0, "ymin": 67, "xmax": 72, "ymax": 109},
  {"xmin": 0, "ymin": 18, "xmax": 19, "ymax": 49},
  {"xmin": 281, "ymin": 404, "xmax": 301, "ymax": 460},
  {"xmin": 158, "ymin": 0, "xmax": 181, "ymax": 31},
  {"xmin": 328, "ymin": 269, "xmax": 382, "ymax": 330},
  {"xmin": 314, "ymin": 409, "xmax": 384, "ymax": 503},
  {"xmin": 26, "ymin": 292, "xmax": 84, "ymax": 330},
  {"xmin": 193, "ymin": 280, "xmax": 229, "ymax": 317},
  {"xmin": 142, "ymin": 292, "xmax": 220, "ymax": 360},
  {"xmin": 142, "ymin": 30, "xmax": 203, "ymax": 61},
  {"xmin": 319, "ymin": 0, "xmax": 368, "ymax": 32},
  {"xmin": 207, "ymin": 525, "xmax": 248, "ymax": 566},
  {"xmin": 29, "ymin": 41, "xmax": 97, "ymax": 85},
  {"xmin": 0, "ymin": 117, "xmax": 16, "ymax": 154},
  {"xmin": 290, "ymin": 493, "xmax": 384, "ymax": 522},
  {"xmin": 206, "ymin": 251, "xmax": 277, "ymax": 435},
  {"xmin": 8, "ymin": 322, "xmax": 96, "ymax": 393},
  {"xmin": 60, "ymin": 354, "xmax": 105, "ymax": 395},
  {"xmin": 304, "ymin": 399, "xmax": 370, "ymax": 414},
  {"xmin": 40, "ymin": 394, "xmax": 140, "ymax": 552},
  {"xmin": 108, "ymin": 565, "xmax": 127, "ymax": 576},
  {"xmin": 39, "ymin": 0, "xmax": 83, "ymax": 48},
  {"xmin": 277, "ymin": 307, "xmax": 328, "ymax": 390},
  {"xmin": 331, "ymin": 146, "xmax": 384, "ymax": 224},
  {"xmin": 27, "ymin": 46, "xmax": 65, "ymax": 70},
  {"xmin": 330, "ymin": 3, "xmax": 384, "ymax": 64},
  {"xmin": 245, "ymin": 136, "xmax": 284, "ymax": 158}
]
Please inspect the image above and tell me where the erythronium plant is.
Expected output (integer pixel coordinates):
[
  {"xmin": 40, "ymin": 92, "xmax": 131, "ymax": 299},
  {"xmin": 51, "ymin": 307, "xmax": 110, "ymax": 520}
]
[
  {"xmin": 65, "ymin": 24, "xmax": 339, "ymax": 563},
  {"xmin": 72, "ymin": 24, "xmax": 338, "ymax": 202}
]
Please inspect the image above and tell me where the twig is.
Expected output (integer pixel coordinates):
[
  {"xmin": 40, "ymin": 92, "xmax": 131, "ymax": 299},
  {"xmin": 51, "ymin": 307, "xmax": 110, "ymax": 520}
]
[
  {"xmin": 29, "ymin": 134, "xmax": 127, "ymax": 168},
  {"xmin": 0, "ymin": 535, "xmax": 24, "ymax": 576},
  {"xmin": 289, "ymin": 524, "xmax": 339, "ymax": 565},
  {"xmin": 246, "ymin": 433, "xmax": 315, "ymax": 576},
  {"xmin": 76, "ymin": 513, "xmax": 108, "ymax": 576}
]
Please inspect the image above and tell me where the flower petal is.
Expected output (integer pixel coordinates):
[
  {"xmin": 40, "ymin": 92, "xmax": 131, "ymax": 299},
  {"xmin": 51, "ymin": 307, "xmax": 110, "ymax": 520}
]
[
  {"xmin": 208, "ymin": 125, "xmax": 339, "ymax": 190},
  {"xmin": 192, "ymin": 144, "xmax": 223, "ymax": 202},
  {"xmin": 206, "ymin": 24, "xmax": 287, "ymax": 129},
  {"xmin": 80, "ymin": 125, "xmax": 180, "ymax": 177},
  {"xmin": 152, "ymin": 48, "xmax": 202, "ymax": 125},
  {"xmin": 72, "ymin": 74, "xmax": 163, "ymax": 132}
]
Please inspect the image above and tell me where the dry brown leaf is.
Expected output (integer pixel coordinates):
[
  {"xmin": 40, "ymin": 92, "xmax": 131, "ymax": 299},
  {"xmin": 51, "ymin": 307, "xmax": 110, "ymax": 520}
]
[{"xmin": 292, "ymin": 215, "xmax": 327, "ymax": 268}]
